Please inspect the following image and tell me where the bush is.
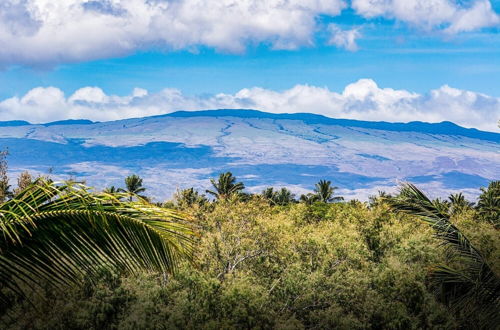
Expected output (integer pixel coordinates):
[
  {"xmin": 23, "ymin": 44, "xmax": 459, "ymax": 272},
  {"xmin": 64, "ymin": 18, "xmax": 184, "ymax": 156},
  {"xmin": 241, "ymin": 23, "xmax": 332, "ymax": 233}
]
[{"xmin": 2, "ymin": 198, "xmax": 496, "ymax": 329}]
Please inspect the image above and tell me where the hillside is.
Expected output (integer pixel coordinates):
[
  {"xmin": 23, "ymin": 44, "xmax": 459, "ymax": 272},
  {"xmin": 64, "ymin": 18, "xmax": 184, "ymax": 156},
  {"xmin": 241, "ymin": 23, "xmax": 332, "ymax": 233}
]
[{"xmin": 1, "ymin": 109, "xmax": 498, "ymax": 200}]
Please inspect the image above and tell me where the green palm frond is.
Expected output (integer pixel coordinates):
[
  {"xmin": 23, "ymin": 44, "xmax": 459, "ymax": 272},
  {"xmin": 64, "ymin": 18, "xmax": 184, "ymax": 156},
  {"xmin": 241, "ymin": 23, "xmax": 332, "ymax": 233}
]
[
  {"xmin": 387, "ymin": 183, "xmax": 500, "ymax": 327},
  {"xmin": 0, "ymin": 180, "xmax": 195, "ymax": 303}
]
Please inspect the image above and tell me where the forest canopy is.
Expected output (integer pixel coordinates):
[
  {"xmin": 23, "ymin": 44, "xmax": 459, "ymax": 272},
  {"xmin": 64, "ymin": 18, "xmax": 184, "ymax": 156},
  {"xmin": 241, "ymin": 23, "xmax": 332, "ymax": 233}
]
[{"xmin": 0, "ymin": 157, "xmax": 498, "ymax": 329}]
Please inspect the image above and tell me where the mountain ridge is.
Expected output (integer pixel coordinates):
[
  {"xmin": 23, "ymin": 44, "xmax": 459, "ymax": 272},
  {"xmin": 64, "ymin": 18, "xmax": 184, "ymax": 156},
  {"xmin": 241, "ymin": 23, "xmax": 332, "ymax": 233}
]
[
  {"xmin": 1, "ymin": 109, "xmax": 498, "ymax": 142},
  {"xmin": 1, "ymin": 108, "xmax": 498, "ymax": 200}
]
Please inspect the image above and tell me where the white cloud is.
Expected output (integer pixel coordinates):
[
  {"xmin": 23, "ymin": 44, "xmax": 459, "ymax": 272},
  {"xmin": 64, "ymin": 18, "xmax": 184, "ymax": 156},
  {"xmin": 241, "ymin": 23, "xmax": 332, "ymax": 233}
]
[
  {"xmin": 0, "ymin": 0, "xmax": 346, "ymax": 66},
  {"xmin": 327, "ymin": 24, "xmax": 361, "ymax": 51},
  {"xmin": 1, "ymin": 79, "xmax": 499, "ymax": 132},
  {"xmin": 1, "ymin": 1, "xmax": 498, "ymax": 66},
  {"xmin": 351, "ymin": 0, "xmax": 499, "ymax": 33}
]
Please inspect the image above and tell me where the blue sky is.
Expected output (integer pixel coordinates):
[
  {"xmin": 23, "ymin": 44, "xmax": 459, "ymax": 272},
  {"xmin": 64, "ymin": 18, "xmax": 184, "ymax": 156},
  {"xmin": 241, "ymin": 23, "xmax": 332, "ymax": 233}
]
[{"xmin": 0, "ymin": 0, "xmax": 499, "ymax": 131}]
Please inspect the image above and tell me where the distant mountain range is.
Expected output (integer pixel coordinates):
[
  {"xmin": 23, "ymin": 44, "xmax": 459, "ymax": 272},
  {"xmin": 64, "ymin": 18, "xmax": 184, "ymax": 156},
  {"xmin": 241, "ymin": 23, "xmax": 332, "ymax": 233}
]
[{"xmin": 1, "ymin": 109, "xmax": 498, "ymax": 201}]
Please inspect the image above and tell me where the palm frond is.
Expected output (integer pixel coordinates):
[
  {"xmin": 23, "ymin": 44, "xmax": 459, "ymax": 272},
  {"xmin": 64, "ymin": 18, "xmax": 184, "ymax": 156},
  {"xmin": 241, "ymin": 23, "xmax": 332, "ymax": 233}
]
[
  {"xmin": 0, "ymin": 180, "xmax": 195, "ymax": 303},
  {"xmin": 387, "ymin": 183, "xmax": 500, "ymax": 327}
]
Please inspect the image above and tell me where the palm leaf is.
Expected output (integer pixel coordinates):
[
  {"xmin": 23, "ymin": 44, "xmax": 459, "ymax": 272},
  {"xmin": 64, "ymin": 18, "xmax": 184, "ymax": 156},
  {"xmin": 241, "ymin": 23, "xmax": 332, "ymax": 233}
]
[
  {"xmin": 0, "ymin": 180, "xmax": 195, "ymax": 304},
  {"xmin": 387, "ymin": 183, "xmax": 500, "ymax": 328}
]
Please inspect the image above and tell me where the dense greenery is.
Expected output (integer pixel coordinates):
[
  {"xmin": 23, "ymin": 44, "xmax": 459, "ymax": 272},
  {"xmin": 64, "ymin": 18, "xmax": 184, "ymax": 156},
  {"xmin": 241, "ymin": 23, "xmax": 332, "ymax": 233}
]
[
  {"xmin": 0, "ymin": 164, "xmax": 498, "ymax": 329},
  {"xmin": 0, "ymin": 179, "xmax": 195, "ymax": 316}
]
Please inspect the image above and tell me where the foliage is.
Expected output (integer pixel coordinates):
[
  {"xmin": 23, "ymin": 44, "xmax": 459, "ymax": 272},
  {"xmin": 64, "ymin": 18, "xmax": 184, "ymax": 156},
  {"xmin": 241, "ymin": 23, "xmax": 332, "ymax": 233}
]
[
  {"xmin": 174, "ymin": 187, "xmax": 209, "ymax": 208},
  {"xmin": 206, "ymin": 172, "xmax": 245, "ymax": 200},
  {"xmin": 1, "ymin": 179, "xmax": 498, "ymax": 329},
  {"xmin": 387, "ymin": 183, "xmax": 500, "ymax": 329},
  {"xmin": 262, "ymin": 187, "xmax": 296, "ymax": 206},
  {"xmin": 13, "ymin": 171, "xmax": 33, "ymax": 195},
  {"xmin": 103, "ymin": 185, "xmax": 119, "ymax": 194},
  {"xmin": 0, "ymin": 150, "xmax": 12, "ymax": 203},
  {"xmin": 0, "ymin": 180, "xmax": 195, "ymax": 307},
  {"xmin": 476, "ymin": 181, "xmax": 500, "ymax": 228},
  {"xmin": 448, "ymin": 193, "xmax": 474, "ymax": 216},
  {"xmin": 313, "ymin": 179, "xmax": 343, "ymax": 203},
  {"xmin": 299, "ymin": 192, "xmax": 319, "ymax": 205},
  {"xmin": 118, "ymin": 174, "xmax": 147, "ymax": 201}
]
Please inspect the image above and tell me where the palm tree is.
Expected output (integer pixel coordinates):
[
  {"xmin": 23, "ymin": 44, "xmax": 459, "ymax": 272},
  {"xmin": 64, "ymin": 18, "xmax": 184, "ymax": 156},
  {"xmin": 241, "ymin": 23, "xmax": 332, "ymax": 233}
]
[
  {"xmin": 274, "ymin": 188, "xmax": 296, "ymax": 206},
  {"xmin": 0, "ymin": 179, "xmax": 195, "ymax": 304},
  {"xmin": 104, "ymin": 185, "xmax": 119, "ymax": 194},
  {"xmin": 313, "ymin": 180, "xmax": 343, "ymax": 203},
  {"xmin": 119, "ymin": 174, "xmax": 147, "ymax": 201},
  {"xmin": 387, "ymin": 183, "xmax": 499, "ymax": 328},
  {"xmin": 175, "ymin": 187, "xmax": 208, "ymax": 207},
  {"xmin": 476, "ymin": 181, "xmax": 500, "ymax": 228},
  {"xmin": 300, "ymin": 193, "xmax": 319, "ymax": 205},
  {"xmin": 206, "ymin": 172, "xmax": 244, "ymax": 200},
  {"xmin": 448, "ymin": 193, "xmax": 473, "ymax": 216},
  {"xmin": 262, "ymin": 187, "xmax": 296, "ymax": 206},
  {"xmin": 262, "ymin": 187, "xmax": 275, "ymax": 201}
]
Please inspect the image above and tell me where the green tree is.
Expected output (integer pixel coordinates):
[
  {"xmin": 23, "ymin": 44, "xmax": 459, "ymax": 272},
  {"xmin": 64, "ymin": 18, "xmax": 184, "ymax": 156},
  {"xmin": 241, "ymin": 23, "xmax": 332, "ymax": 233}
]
[
  {"xmin": 119, "ymin": 174, "xmax": 147, "ymax": 201},
  {"xmin": 299, "ymin": 193, "xmax": 319, "ymax": 205},
  {"xmin": 476, "ymin": 181, "xmax": 500, "ymax": 228},
  {"xmin": 206, "ymin": 172, "xmax": 244, "ymax": 200},
  {"xmin": 0, "ymin": 179, "xmax": 195, "ymax": 304},
  {"xmin": 0, "ymin": 150, "xmax": 12, "ymax": 202},
  {"xmin": 448, "ymin": 192, "xmax": 473, "ymax": 216},
  {"xmin": 313, "ymin": 180, "xmax": 343, "ymax": 203},
  {"xmin": 262, "ymin": 187, "xmax": 295, "ymax": 206},
  {"xmin": 388, "ymin": 183, "xmax": 500, "ymax": 328},
  {"xmin": 104, "ymin": 185, "xmax": 119, "ymax": 194},
  {"xmin": 174, "ymin": 187, "xmax": 208, "ymax": 207}
]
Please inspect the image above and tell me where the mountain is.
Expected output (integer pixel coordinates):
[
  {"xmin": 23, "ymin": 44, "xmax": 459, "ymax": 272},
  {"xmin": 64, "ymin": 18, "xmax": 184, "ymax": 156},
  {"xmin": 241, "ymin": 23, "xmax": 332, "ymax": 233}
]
[{"xmin": 1, "ymin": 109, "xmax": 498, "ymax": 200}]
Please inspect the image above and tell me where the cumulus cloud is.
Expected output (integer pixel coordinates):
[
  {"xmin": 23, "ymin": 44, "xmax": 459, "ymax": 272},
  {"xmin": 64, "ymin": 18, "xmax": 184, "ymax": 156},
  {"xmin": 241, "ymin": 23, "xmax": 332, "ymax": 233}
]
[
  {"xmin": 351, "ymin": 0, "xmax": 499, "ymax": 33},
  {"xmin": 1, "ymin": 79, "xmax": 499, "ymax": 132},
  {"xmin": 0, "ymin": 0, "xmax": 346, "ymax": 66},
  {"xmin": 327, "ymin": 24, "xmax": 361, "ymax": 51},
  {"xmin": 0, "ymin": 1, "xmax": 498, "ymax": 66}
]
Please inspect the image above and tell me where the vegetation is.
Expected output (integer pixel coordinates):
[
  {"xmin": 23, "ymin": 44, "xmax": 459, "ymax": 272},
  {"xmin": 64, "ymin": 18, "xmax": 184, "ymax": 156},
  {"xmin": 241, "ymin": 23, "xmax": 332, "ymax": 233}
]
[
  {"xmin": 262, "ymin": 187, "xmax": 296, "ymax": 206},
  {"xmin": 0, "ymin": 179, "xmax": 195, "ymax": 306},
  {"xmin": 0, "ymin": 150, "xmax": 12, "ymax": 202},
  {"xmin": 119, "ymin": 174, "xmax": 147, "ymax": 201},
  {"xmin": 388, "ymin": 183, "xmax": 499, "ymax": 329},
  {"xmin": 313, "ymin": 179, "xmax": 344, "ymax": 203},
  {"xmin": 206, "ymin": 171, "xmax": 245, "ymax": 200},
  {"xmin": 0, "ymin": 161, "xmax": 498, "ymax": 329},
  {"xmin": 477, "ymin": 181, "xmax": 500, "ymax": 228},
  {"xmin": 13, "ymin": 171, "xmax": 32, "ymax": 195}
]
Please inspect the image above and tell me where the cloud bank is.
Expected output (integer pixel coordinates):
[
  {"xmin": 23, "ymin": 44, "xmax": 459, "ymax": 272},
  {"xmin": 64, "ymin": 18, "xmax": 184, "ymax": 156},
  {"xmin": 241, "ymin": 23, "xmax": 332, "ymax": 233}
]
[
  {"xmin": 352, "ymin": 0, "xmax": 499, "ymax": 33},
  {"xmin": 0, "ymin": 0, "xmax": 498, "ymax": 66},
  {"xmin": 1, "ymin": 79, "xmax": 499, "ymax": 132}
]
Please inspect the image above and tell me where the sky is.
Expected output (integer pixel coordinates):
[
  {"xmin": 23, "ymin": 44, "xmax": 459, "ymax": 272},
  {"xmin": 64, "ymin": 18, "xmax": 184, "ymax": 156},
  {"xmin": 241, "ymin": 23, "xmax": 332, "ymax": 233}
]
[{"xmin": 0, "ymin": 0, "xmax": 499, "ymax": 131}]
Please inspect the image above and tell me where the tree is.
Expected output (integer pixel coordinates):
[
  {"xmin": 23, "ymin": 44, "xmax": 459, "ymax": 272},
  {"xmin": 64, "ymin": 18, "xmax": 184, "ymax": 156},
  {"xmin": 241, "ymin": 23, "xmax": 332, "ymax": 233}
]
[
  {"xmin": 476, "ymin": 181, "xmax": 500, "ymax": 228},
  {"xmin": 119, "ymin": 174, "xmax": 147, "ymax": 201},
  {"xmin": 262, "ymin": 187, "xmax": 295, "ymax": 206},
  {"xmin": 206, "ymin": 172, "xmax": 244, "ymax": 200},
  {"xmin": 313, "ymin": 180, "xmax": 343, "ymax": 203},
  {"xmin": 0, "ymin": 150, "xmax": 12, "ymax": 203},
  {"xmin": 13, "ymin": 171, "xmax": 33, "ymax": 195},
  {"xmin": 388, "ymin": 183, "xmax": 499, "ymax": 328},
  {"xmin": 104, "ymin": 185, "xmax": 119, "ymax": 194},
  {"xmin": 174, "ymin": 187, "xmax": 208, "ymax": 207},
  {"xmin": 299, "ymin": 193, "xmax": 319, "ymax": 205},
  {"xmin": 448, "ymin": 193, "xmax": 473, "ymax": 216},
  {"xmin": 0, "ymin": 179, "xmax": 195, "ymax": 305}
]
